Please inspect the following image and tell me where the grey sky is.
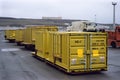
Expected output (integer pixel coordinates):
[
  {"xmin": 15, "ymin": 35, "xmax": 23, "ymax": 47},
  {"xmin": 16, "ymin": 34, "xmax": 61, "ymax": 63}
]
[{"xmin": 0, "ymin": 0, "xmax": 120, "ymax": 23}]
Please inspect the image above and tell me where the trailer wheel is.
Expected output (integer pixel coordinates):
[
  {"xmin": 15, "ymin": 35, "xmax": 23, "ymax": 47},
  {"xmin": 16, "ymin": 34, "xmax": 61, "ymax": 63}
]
[
  {"xmin": 111, "ymin": 42, "xmax": 116, "ymax": 48},
  {"xmin": 25, "ymin": 45, "xmax": 29, "ymax": 49},
  {"xmin": 4, "ymin": 35, "xmax": 6, "ymax": 39},
  {"xmin": 17, "ymin": 42, "xmax": 21, "ymax": 46}
]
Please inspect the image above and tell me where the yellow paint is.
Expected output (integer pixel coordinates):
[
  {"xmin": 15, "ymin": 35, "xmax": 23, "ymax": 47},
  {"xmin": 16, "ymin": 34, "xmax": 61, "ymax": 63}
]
[
  {"xmin": 93, "ymin": 50, "xmax": 99, "ymax": 56},
  {"xmin": 77, "ymin": 49, "xmax": 83, "ymax": 57}
]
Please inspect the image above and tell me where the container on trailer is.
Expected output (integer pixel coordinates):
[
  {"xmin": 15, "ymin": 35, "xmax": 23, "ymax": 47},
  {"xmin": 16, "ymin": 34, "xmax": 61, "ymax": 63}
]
[
  {"xmin": 4, "ymin": 30, "xmax": 16, "ymax": 42},
  {"xmin": 15, "ymin": 29, "xmax": 24, "ymax": 45},
  {"xmin": 47, "ymin": 32, "xmax": 107, "ymax": 73},
  {"xmin": 23, "ymin": 26, "xmax": 58, "ymax": 50},
  {"xmin": 35, "ymin": 31, "xmax": 51, "ymax": 59}
]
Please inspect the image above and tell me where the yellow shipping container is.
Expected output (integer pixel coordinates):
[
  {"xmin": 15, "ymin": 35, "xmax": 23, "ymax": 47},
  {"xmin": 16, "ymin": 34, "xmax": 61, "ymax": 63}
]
[
  {"xmin": 23, "ymin": 26, "xmax": 58, "ymax": 45},
  {"xmin": 15, "ymin": 29, "xmax": 24, "ymax": 45},
  {"xmin": 23, "ymin": 26, "xmax": 58, "ymax": 50},
  {"xmin": 35, "ymin": 31, "xmax": 50, "ymax": 59},
  {"xmin": 4, "ymin": 30, "xmax": 16, "ymax": 42},
  {"xmin": 47, "ymin": 32, "xmax": 107, "ymax": 73}
]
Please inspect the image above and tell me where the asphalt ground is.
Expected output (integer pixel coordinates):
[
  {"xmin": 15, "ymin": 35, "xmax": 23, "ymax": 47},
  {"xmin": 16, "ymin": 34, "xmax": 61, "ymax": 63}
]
[{"xmin": 0, "ymin": 31, "xmax": 120, "ymax": 80}]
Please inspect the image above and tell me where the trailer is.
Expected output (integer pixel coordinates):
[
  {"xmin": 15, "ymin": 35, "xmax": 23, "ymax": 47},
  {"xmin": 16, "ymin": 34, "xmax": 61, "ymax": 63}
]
[{"xmin": 34, "ymin": 31, "xmax": 107, "ymax": 74}]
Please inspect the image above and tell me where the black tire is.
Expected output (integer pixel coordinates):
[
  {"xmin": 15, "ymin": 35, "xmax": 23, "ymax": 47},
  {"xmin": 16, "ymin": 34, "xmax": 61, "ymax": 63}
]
[
  {"xmin": 17, "ymin": 42, "xmax": 21, "ymax": 46},
  {"xmin": 30, "ymin": 45, "xmax": 35, "ymax": 51},
  {"xmin": 111, "ymin": 42, "xmax": 116, "ymax": 48},
  {"xmin": 4, "ymin": 35, "xmax": 6, "ymax": 39},
  {"xmin": 25, "ymin": 45, "xmax": 29, "ymax": 49}
]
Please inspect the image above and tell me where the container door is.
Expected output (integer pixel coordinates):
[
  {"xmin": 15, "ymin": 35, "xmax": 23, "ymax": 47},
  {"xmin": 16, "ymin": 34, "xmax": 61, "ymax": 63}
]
[
  {"xmin": 70, "ymin": 34, "xmax": 88, "ymax": 70},
  {"xmin": 89, "ymin": 33, "xmax": 107, "ymax": 70}
]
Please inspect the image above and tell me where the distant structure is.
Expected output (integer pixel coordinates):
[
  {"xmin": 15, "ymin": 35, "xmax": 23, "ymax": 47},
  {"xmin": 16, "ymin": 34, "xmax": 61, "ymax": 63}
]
[{"xmin": 42, "ymin": 16, "xmax": 62, "ymax": 20}]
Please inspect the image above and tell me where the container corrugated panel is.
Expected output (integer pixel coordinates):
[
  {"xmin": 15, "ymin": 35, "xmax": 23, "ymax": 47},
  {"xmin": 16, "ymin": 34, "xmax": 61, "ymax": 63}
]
[
  {"xmin": 15, "ymin": 29, "xmax": 19, "ymax": 41},
  {"xmin": 48, "ymin": 32, "xmax": 107, "ymax": 73},
  {"xmin": 10, "ymin": 30, "xmax": 16, "ymax": 39},
  {"xmin": 15, "ymin": 29, "xmax": 24, "ymax": 42},
  {"xmin": 32, "ymin": 26, "xmax": 58, "ymax": 44},
  {"xmin": 47, "ymin": 32, "xmax": 55, "ymax": 62},
  {"xmin": 35, "ymin": 31, "xmax": 44, "ymax": 58},
  {"xmin": 6, "ymin": 30, "xmax": 16, "ymax": 40},
  {"xmin": 23, "ymin": 27, "xmax": 32, "ymax": 45},
  {"xmin": 35, "ymin": 31, "xmax": 57, "ymax": 60},
  {"xmin": 23, "ymin": 26, "xmax": 58, "ymax": 45}
]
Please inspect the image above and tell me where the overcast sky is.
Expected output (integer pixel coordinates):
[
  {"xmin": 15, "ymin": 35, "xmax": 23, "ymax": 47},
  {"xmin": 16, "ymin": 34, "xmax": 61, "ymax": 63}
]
[{"xmin": 0, "ymin": 0, "xmax": 120, "ymax": 23}]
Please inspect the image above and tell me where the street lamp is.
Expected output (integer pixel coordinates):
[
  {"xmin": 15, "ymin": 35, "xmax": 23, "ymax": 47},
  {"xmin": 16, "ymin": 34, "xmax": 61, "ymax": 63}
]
[{"xmin": 112, "ymin": 2, "xmax": 117, "ymax": 30}]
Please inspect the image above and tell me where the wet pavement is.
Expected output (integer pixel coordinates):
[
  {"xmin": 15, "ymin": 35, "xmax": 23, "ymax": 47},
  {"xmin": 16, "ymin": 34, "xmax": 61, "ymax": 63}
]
[{"xmin": 0, "ymin": 31, "xmax": 120, "ymax": 80}]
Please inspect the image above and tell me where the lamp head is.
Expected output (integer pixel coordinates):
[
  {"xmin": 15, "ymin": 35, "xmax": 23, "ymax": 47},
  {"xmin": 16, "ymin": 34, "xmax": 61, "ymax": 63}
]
[{"xmin": 112, "ymin": 2, "xmax": 117, "ymax": 5}]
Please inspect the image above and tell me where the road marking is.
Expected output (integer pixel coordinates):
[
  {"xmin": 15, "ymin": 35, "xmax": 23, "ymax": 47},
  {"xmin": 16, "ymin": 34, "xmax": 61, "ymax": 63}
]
[{"xmin": 1, "ymin": 48, "xmax": 20, "ymax": 52}]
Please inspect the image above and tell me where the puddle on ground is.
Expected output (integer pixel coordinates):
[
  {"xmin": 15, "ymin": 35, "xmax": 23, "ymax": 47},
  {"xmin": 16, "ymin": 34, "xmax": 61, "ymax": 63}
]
[{"xmin": 1, "ymin": 48, "xmax": 20, "ymax": 52}]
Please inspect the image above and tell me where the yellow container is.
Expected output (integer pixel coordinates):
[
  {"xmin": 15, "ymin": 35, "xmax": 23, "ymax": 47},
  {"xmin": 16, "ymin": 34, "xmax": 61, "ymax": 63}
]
[
  {"xmin": 48, "ymin": 32, "xmax": 107, "ymax": 73},
  {"xmin": 4, "ymin": 30, "xmax": 16, "ymax": 41},
  {"xmin": 15, "ymin": 29, "xmax": 24, "ymax": 42},
  {"xmin": 23, "ymin": 27, "xmax": 32, "ymax": 45},
  {"xmin": 35, "ymin": 31, "xmax": 49, "ymax": 59},
  {"xmin": 35, "ymin": 29, "xmax": 58, "ymax": 59},
  {"xmin": 23, "ymin": 26, "xmax": 58, "ymax": 45}
]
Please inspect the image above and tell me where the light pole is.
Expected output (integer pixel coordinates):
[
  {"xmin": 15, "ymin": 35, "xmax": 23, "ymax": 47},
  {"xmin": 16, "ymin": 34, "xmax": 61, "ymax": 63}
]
[
  {"xmin": 94, "ymin": 14, "xmax": 96, "ymax": 23},
  {"xmin": 112, "ymin": 2, "xmax": 117, "ymax": 30}
]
